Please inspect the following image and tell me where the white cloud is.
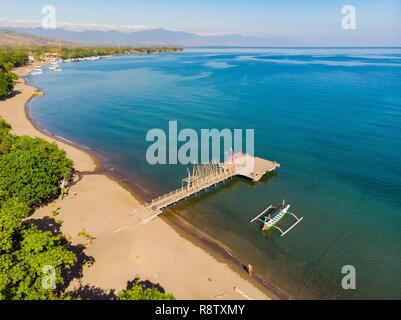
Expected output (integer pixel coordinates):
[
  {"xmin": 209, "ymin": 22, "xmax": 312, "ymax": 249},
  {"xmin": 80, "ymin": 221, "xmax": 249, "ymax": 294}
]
[
  {"xmin": 0, "ymin": 18, "xmax": 40, "ymax": 28},
  {"xmin": 0, "ymin": 18, "xmax": 153, "ymax": 32}
]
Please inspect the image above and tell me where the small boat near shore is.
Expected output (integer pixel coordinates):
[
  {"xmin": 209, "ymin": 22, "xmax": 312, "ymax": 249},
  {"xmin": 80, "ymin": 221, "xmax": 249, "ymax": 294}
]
[
  {"xmin": 251, "ymin": 200, "xmax": 303, "ymax": 237},
  {"xmin": 49, "ymin": 62, "xmax": 63, "ymax": 72},
  {"xmin": 30, "ymin": 67, "xmax": 43, "ymax": 75}
]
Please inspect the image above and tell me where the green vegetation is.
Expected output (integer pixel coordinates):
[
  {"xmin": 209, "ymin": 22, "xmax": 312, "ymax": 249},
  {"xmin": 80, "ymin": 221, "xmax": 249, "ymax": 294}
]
[
  {"xmin": 1, "ymin": 45, "xmax": 181, "ymax": 62},
  {"xmin": 0, "ymin": 118, "xmax": 76, "ymax": 299},
  {"xmin": 57, "ymin": 47, "xmax": 182, "ymax": 60},
  {"xmin": 0, "ymin": 49, "xmax": 29, "ymax": 71},
  {"xmin": 0, "ymin": 136, "xmax": 73, "ymax": 207},
  {"xmin": 77, "ymin": 229, "xmax": 96, "ymax": 246},
  {"xmin": 0, "ymin": 117, "xmax": 11, "ymax": 137},
  {"xmin": 0, "ymin": 71, "xmax": 17, "ymax": 98},
  {"xmin": 118, "ymin": 281, "xmax": 175, "ymax": 300},
  {"xmin": 0, "ymin": 117, "xmax": 174, "ymax": 300},
  {"xmin": 0, "ymin": 118, "xmax": 13, "ymax": 156},
  {"xmin": 0, "ymin": 49, "xmax": 29, "ymax": 98},
  {"xmin": 0, "ymin": 199, "xmax": 77, "ymax": 299}
]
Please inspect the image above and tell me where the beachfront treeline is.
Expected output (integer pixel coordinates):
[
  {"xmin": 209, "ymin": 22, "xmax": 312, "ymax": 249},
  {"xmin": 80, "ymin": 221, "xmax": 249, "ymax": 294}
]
[
  {"xmin": 0, "ymin": 49, "xmax": 29, "ymax": 97},
  {"xmin": 58, "ymin": 46, "xmax": 182, "ymax": 60},
  {"xmin": 0, "ymin": 117, "xmax": 75, "ymax": 299},
  {"xmin": 29, "ymin": 46, "xmax": 182, "ymax": 60}
]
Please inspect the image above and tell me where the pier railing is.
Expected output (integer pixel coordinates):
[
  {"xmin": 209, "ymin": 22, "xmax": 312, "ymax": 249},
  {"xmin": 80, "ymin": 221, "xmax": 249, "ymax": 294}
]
[
  {"xmin": 144, "ymin": 153, "xmax": 280, "ymax": 216},
  {"xmin": 145, "ymin": 165, "xmax": 236, "ymax": 212}
]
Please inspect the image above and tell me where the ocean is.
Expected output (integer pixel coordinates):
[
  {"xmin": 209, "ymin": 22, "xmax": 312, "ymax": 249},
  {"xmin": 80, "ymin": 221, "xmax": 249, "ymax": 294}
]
[{"xmin": 27, "ymin": 48, "xmax": 401, "ymax": 299}]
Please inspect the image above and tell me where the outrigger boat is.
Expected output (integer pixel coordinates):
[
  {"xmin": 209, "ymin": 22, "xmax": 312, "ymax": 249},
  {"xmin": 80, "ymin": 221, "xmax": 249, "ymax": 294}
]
[{"xmin": 250, "ymin": 200, "xmax": 303, "ymax": 237}]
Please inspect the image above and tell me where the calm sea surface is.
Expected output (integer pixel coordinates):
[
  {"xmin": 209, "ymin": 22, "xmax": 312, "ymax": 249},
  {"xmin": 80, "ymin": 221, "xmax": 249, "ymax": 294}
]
[{"xmin": 27, "ymin": 48, "xmax": 401, "ymax": 299}]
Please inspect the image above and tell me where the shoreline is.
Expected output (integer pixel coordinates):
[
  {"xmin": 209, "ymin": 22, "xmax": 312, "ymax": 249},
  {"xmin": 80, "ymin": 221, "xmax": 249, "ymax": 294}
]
[
  {"xmin": 1, "ymin": 63, "xmax": 281, "ymax": 300},
  {"xmin": 25, "ymin": 96, "xmax": 103, "ymax": 173},
  {"xmin": 161, "ymin": 212, "xmax": 289, "ymax": 299}
]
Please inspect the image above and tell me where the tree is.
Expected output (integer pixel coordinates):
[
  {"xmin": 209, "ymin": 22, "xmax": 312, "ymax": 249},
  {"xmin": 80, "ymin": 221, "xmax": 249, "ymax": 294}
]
[
  {"xmin": 0, "ymin": 49, "xmax": 28, "ymax": 98},
  {"xmin": 0, "ymin": 118, "xmax": 13, "ymax": 156},
  {"xmin": 118, "ymin": 281, "xmax": 175, "ymax": 300},
  {"xmin": 0, "ymin": 198, "xmax": 29, "ymax": 253},
  {"xmin": 0, "ymin": 70, "xmax": 17, "ymax": 98},
  {"xmin": 0, "ymin": 198, "xmax": 76, "ymax": 300},
  {"xmin": 0, "ymin": 135, "xmax": 73, "ymax": 207},
  {"xmin": 0, "ymin": 50, "xmax": 29, "ymax": 71},
  {"xmin": 0, "ymin": 117, "xmax": 11, "ymax": 136}
]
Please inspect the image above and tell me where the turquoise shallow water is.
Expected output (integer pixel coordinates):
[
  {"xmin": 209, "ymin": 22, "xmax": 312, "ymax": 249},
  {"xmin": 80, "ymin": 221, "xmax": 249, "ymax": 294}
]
[{"xmin": 27, "ymin": 48, "xmax": 401, "ymax": 299}]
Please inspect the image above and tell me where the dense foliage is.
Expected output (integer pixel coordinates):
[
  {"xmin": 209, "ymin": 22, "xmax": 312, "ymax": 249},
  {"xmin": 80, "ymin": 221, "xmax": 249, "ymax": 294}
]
[
  {"xmin": 0, "ymin": 135, "xmax": 73, "ymax": 207},
  {"xmin": 0, "ymin": 117, "xmax": 11, "ymax": 136},
  {"xmin": 0, "ymin": 49, "xmax": 29, "ymax": 98},
  {"xmin": 0, "ymin": 70, "xmax": 17, "ymax": 98},
  {"xmin": 0, "ymin": 118, "xmax": 76, "ymax": 299},
  {"xmin": 0, "ymin": 49, "xmax": 29, "ymax": 71},
  {"xmin": 0, "ymin": 198, "xmax": 76, "ymax": 300},
  {"xmin": 1, "ymin": 45, "xmax": 181, "ymax": 62},
  {"xmin": 58, "ymin": 46, "xmax": 181, "ymax": 59},
  {"xmin": 118, "ymin": 281, "xmax": 175, "ymax": 300},
  {"xmin": 0, "ymin": 118, "xmax": 13, "ymax": 156}
]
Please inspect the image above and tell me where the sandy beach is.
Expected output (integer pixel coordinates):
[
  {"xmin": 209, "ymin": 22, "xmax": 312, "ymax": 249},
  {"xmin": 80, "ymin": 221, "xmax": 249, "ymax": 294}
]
[{"xmin": 0, "ymin": 65, "xmax": 274, "ymax": 300}]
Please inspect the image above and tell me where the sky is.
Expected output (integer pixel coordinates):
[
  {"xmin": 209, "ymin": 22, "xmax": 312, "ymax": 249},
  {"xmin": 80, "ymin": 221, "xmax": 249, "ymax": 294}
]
[{"xmin": 0, "ymin": 0, "xmax": 400, "ymax": 44}]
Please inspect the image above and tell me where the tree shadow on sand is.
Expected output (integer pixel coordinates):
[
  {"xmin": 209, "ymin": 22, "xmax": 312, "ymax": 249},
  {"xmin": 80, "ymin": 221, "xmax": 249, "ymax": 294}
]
[
  {"xmin": 67, "ymin": 278, "xmax": 169, "ymax": 300},
  {"xmin": 126, "ymin": 278, "xmax": 167, "ymax": 293},
  {"xmin": 26, "ymin": 215, "xmax": 63, "ymax": 235},
  {"xmin": 27, "ymin": 216, "xmax": 169, "ymax": 300},
  {"xmin": 0, "ymin": 89, "xmax": 22, "ymax": 101},
  {"xmin": 26, "ymin": 216, "xmax": 95, "ymax": 294},
  {"xmin": 69, "ymin": 285, "xmax": 117, "ymax": 300}
]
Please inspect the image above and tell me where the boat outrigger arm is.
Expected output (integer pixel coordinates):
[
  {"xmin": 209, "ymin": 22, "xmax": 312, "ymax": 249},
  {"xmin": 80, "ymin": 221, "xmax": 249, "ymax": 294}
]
[
  {"xmin": 275, "ymin": 211, "xmax": 303, "ymax": 237},
  {"xmin": 250, "ymin": 200, "xmax": 303, "ymax": 237}
]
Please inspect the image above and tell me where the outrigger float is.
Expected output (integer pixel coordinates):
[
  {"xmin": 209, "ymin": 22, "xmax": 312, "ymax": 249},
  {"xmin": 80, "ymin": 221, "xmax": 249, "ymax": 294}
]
[{"xmin": 250, "ymin": 200, "xmax": 303, "ymax": 237}]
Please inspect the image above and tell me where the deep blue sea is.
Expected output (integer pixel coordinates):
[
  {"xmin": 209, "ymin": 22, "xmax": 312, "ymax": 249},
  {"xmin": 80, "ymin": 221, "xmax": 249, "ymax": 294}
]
[{"xmin": 27, "ymin": 48, "xmax": 401, "ymax": 299}]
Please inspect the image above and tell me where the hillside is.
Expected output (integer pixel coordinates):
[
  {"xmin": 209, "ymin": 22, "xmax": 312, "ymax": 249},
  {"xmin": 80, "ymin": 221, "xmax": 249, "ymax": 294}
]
[
  {"xmin": 0, "ymin": 28, "xmax": 76, "ymax": 47},
  {"xmin": 10, "ymin": 27, "xmax": 295, "ymax": 47}
]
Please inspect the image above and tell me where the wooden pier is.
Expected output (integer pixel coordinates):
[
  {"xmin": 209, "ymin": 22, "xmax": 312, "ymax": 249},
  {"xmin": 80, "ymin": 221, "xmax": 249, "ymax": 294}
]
[{"xmin": 143, "ymin": 153, "xmax": 280, "ymax": 221}]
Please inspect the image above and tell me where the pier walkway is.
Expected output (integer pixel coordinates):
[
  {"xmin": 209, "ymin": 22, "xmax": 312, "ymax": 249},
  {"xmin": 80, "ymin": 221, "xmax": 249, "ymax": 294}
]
[{"xmin": 144, "ymin": 153, "xmax": 280, "ymax": 221}]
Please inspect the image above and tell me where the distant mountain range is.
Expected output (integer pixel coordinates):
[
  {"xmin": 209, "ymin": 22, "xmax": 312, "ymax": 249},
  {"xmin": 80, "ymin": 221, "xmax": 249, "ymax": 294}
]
[
  {"xmin": 7, "ymin": 27, "xmax": 297, "ymax": 47},
  {"xmin": 0, "ymin": 29, "xmax": 77, "ymax": 47}
]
